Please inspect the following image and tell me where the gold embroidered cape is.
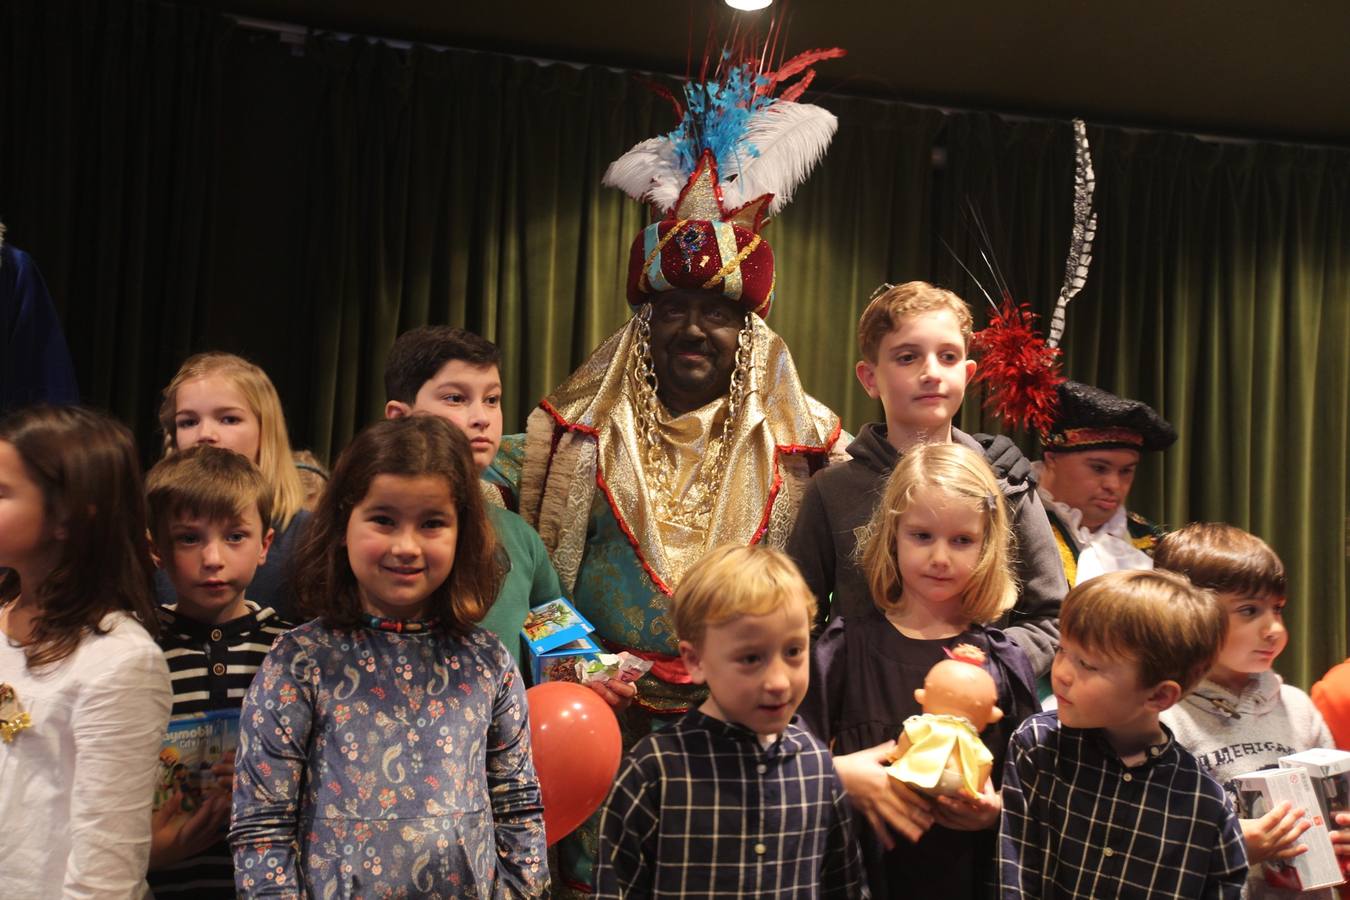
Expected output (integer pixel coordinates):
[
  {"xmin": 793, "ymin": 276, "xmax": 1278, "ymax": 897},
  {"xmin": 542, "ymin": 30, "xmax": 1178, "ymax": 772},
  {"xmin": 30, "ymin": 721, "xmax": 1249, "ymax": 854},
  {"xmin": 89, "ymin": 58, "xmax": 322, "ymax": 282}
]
[{"xmin": 519, "ymin": 313, "xmax": 842, "ymax": 595}]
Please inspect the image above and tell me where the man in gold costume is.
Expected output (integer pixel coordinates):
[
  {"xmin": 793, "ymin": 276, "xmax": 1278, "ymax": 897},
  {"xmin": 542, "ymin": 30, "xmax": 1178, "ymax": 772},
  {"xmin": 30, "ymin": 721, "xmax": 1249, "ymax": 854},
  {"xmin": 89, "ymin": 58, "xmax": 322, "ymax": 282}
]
[
  {"xmin": 521, "ymin": 150, "xmax": 844, "ymax": 715},
  {"xmin": 517, "ymin": 56, "xmax": 848, "ymax": 892}
]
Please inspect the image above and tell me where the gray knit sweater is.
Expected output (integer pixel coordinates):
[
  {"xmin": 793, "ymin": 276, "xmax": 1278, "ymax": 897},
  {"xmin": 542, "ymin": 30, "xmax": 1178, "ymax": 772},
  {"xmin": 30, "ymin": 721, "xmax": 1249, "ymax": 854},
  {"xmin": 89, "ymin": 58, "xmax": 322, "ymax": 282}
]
[{"xmin": 1162, "ymin": 671, "xmax": 1337, "ymax": 899}]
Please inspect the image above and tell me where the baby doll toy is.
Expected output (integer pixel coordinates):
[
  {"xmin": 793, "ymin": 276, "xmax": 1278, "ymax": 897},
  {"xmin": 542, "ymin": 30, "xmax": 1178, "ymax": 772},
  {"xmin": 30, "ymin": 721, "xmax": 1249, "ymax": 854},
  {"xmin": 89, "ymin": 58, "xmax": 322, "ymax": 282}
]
[{"xmin": 885, "ymin": 645, "xmax": 1004, "ymax": 799}]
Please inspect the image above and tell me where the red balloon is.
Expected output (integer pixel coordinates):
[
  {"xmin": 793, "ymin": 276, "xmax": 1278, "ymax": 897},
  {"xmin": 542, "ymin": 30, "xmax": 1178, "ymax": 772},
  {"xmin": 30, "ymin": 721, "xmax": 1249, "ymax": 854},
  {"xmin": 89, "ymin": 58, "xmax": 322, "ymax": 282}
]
[{"xmin": 526, "ymin": 682, "xmax": 622, "ymax": 846}]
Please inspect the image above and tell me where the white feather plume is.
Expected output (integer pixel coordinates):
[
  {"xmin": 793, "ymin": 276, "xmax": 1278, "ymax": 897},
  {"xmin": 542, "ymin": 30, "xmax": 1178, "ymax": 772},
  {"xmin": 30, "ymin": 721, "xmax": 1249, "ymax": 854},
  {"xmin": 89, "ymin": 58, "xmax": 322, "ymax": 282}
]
[
  {"xmin": 721, "ymin": 101, "xmax": 838, "ymax": 214},
  {"xmin": 601, "ymin": 137, "xmax": 684, "ymax": 213}
]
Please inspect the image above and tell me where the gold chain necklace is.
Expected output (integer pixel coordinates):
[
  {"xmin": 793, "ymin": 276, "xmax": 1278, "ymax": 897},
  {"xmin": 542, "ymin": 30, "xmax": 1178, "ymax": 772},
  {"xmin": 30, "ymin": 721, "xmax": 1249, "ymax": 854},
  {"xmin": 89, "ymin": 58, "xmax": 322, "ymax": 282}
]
[{"xmin": 630, "ymin": 304, "xmax": 750, "ymax": 530}]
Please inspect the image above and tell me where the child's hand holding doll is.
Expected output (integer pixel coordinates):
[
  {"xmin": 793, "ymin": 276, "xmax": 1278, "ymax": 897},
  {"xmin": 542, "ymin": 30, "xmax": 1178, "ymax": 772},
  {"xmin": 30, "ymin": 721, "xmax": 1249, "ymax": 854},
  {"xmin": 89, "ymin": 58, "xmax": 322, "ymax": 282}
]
[
  {"xmin": 834, "ymin": 740, "xmax": 935, "ymax": 848},
  {"xmin": 933, "ymin": 776, "xmax": 1002, "ymax": 831}
]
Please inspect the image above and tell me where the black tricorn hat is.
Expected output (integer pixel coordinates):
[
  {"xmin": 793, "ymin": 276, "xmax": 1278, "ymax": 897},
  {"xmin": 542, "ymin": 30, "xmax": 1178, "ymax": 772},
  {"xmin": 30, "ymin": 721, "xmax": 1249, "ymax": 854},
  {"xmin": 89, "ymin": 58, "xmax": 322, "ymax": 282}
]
[{"xmin": 1043, "ymin": 381, "xmax": 1177, "ymax": 453}]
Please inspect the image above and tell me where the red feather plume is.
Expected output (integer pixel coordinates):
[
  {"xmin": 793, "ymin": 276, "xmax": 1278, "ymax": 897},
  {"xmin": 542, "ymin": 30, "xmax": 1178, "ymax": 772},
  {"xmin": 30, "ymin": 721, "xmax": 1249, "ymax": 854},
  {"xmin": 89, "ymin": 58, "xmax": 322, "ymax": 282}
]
[
  {"xmin": 763, "ymin": 47, "xmax": 848, "ymax": 101},
  {"xmin": 636, "ymin": 75, "xmax": 684, "ymax": 121},
  {"xmin": 970, "ymin": 298, "xmax": 1064, "ymax": 437}
]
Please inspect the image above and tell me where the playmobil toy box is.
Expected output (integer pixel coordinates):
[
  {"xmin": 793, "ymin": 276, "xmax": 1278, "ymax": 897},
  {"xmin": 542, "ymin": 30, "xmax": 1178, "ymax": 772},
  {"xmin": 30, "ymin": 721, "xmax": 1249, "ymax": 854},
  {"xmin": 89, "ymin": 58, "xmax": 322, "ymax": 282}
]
[
  {"xmin": 153, "ymin": 709, "xmax": 240, "ymax": 825},
  {"xmin": 522, "ymin": 598, "xmax": 600, "ymax": 683}
]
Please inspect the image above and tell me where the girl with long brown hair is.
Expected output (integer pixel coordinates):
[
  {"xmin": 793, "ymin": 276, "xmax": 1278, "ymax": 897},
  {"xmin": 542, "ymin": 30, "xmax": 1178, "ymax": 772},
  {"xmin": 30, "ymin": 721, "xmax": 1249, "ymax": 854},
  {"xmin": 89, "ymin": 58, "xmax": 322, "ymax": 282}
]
[
  {"xmin": 229, "ymin": 415, "xmax": 547, "ymax": 896},
  {"xmin": 0, "ymin": 405, "xmax": 172, "ymax": 898}
]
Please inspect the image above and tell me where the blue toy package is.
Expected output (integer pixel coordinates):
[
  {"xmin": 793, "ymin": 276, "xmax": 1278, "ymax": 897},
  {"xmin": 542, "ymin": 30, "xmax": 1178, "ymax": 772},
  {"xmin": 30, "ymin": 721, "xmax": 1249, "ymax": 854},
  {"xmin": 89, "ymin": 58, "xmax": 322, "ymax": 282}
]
[
  {"xmin": 522, "ymin": 598, "xmax": 601, "ymax": 683},
  {"xmin": 154, "ymin": 709, "xmax": 241, "ymax": 821}
]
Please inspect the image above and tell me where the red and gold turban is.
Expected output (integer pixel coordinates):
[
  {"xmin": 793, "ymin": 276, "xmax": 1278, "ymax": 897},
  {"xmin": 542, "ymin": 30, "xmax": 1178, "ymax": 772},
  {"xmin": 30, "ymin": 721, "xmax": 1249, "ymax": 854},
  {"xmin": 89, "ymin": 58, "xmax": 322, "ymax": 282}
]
[
  {"xmin": 624, "ymin": 151, "xmax": 776, "ymax": 318},
  {"xmin": 603, "ymin": 51, "xmax": 845, "ymax": 321}
]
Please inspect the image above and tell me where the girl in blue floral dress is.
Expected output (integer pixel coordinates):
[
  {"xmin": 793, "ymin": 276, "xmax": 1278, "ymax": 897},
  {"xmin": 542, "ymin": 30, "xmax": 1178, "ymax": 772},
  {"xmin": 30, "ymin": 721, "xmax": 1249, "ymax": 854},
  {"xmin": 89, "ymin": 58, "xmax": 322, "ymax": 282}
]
[{"xmin": 230, "ymin": 415, "xmax": 548, "ymax": 898}]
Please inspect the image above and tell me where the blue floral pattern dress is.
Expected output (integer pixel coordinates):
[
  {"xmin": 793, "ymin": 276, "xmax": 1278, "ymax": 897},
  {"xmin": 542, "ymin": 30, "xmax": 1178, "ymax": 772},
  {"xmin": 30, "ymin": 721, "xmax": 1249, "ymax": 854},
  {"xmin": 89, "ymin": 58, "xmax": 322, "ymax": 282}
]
[{"xmin": 230, "ymin": 617, "xmax": 548, "ymax": 898}]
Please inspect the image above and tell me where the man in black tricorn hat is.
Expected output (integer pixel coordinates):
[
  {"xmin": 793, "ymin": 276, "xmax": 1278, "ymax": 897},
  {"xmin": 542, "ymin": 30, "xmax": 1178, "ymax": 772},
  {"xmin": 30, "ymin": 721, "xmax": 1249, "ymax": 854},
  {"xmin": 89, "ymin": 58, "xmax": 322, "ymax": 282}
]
[{"xmin": 1032, "ymin": 380, "xmax": 1177, "ymax": 587}]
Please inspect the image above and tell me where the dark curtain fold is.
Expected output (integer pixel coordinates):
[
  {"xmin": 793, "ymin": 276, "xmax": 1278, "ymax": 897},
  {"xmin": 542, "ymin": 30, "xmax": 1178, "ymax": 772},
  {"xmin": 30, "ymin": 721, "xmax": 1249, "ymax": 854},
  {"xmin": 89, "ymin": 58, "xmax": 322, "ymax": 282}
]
[
  {"xmin": 929, "ymin": 114, "xmax": 1076, "ymax": 441},
  {"xmin": 2, "ymin": 5, "xmax": 1347, "ymax": 683},
  {"xmin": 0, "ymin": 0, "xmax": 228, "ymax": 454},
  {"xmin": 300, "ymin": 41, "xmax": 670, "ymax": 457}
]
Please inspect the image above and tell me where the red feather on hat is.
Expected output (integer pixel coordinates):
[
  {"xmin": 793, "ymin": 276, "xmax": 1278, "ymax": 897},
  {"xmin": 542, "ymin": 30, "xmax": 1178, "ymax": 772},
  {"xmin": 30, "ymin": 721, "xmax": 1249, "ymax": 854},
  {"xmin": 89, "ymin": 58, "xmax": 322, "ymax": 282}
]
[{"xmin": 970, "ymin": 298, "xmax": 1064, "ymax": 437}]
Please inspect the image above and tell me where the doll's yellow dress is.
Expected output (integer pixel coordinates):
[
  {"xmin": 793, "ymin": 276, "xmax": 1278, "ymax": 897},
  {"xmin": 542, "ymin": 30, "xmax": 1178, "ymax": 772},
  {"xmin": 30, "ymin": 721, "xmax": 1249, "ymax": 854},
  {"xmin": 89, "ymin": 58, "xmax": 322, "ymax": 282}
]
[{"xmin": 887, "ymin": 713, "xmax": 992, "ymax": 798}]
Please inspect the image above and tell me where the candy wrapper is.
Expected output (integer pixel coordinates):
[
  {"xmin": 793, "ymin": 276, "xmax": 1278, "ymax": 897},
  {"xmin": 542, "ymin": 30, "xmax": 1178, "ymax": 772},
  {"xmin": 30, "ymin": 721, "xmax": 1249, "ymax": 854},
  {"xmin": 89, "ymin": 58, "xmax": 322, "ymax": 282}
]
[{"xmin": 575, "ymin": 652, "xmax": 653, "ymax": 686}]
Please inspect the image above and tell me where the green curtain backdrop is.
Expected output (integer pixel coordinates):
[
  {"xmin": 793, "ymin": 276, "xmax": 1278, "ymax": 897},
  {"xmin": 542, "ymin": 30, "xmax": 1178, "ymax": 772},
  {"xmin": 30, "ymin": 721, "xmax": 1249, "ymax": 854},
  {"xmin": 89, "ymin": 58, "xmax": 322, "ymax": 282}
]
[
  {"xmin": 0, "ymin": 0, "xmax": 229, "ymax": 449},
  {"xmin": 2, "ymin": 1, "xmax": 1347, "ymax": 685},
  {"xmin": 928, "ymin": 116, "xmax": 1350, "ymax": 685}
]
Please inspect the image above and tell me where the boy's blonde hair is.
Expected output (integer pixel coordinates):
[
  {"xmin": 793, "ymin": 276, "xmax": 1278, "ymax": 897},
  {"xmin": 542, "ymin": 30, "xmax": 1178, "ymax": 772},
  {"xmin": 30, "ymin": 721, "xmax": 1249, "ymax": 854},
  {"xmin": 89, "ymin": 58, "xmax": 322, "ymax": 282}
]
[
  {"xmin": 862, "ymin": 441, "xmax": 1017, "ymax": 624},
  {"xmin": 672, "ymin": 545, "xmax": 816, "ymax": 646},
  {"xmin": 1154, "ymin": 522, "xmax": 1287, "ymax": 600},
  {"xmin": 1061, "ymin": 568, "xmax": 1227, "ymax": 694},
  {"xmin": 145, "ymin": 445, "xmax": 274, "ymax": 555},
  {"xmin": 159, "ymin": 352, "xmax": 304, "ymax": 531},
  {"xmin": 857, "ymin": 281, "xmax": 974, "ymax": 363}
]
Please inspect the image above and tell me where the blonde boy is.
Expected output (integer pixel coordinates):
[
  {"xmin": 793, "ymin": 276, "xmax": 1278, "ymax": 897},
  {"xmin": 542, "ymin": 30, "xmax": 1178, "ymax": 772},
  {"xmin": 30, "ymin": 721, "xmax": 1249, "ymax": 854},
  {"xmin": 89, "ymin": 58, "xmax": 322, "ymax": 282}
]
[
  {"xmin": 785, "ymin": 281, "xmax": 1065, "ymax": 676},
  {"xmin": 999, "ymin": 569, "xmax": 1248, "ymax": 898},
  {"xmin": 145, "ymin": 445, "xmax": 290, "ymax": 898},
  {"xmin": 593, "ymin": 545, "xmax": 868, "ymax": 899}
]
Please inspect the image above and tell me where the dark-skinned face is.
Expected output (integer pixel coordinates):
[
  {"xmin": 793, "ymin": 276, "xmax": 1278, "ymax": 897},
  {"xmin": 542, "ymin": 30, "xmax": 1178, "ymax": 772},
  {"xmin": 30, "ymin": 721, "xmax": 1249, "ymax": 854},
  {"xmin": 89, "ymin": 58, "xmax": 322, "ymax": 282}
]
[{"xmin": 648, "ymin": 290, "xmax": 747, "ymax": 416}]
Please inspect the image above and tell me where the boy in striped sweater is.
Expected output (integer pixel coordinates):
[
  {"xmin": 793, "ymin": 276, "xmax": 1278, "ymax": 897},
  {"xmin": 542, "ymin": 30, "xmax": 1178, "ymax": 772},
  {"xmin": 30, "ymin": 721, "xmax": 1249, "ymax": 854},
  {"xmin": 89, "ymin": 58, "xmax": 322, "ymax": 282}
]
[{"xmin": 145, "ymin": 445, "xmax": 292, "ymax": 898}]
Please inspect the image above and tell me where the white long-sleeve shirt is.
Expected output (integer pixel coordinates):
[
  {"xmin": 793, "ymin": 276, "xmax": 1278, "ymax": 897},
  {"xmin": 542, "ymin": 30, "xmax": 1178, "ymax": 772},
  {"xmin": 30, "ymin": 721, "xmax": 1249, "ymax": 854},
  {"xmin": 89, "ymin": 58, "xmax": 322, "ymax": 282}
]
[{"xmin": 0, "ymin": 611, "xmax": 172, "ymax": 899}]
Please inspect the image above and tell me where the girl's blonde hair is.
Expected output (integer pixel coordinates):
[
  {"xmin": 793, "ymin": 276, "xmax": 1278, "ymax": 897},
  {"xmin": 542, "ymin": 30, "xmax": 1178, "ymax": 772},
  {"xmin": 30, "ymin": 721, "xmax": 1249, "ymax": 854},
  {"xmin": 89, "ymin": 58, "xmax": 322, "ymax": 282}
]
[
  {"xmin": 158, "ymin": 352, "xmax": 304, "ymax": 531},
  {"xmin": 861, "ymin": 441, "xmax": 1017, "ymax": 624}
]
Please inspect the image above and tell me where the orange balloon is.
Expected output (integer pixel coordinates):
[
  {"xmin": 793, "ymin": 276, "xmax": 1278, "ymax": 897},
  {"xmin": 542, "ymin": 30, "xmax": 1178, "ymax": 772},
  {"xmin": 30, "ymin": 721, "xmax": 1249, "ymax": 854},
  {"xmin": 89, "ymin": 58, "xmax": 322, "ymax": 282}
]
[{"xmin": 526, "ymin": 682, "xmax": 623, "ymax": 846}]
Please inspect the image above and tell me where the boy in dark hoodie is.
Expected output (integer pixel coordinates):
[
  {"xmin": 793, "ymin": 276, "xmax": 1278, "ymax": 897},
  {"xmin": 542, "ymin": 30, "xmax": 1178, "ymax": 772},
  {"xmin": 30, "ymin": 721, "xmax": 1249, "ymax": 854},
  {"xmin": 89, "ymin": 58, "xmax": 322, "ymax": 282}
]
[{"xmin": 786, "ymin": 281, "xmax": 1066, "ymax": 677}]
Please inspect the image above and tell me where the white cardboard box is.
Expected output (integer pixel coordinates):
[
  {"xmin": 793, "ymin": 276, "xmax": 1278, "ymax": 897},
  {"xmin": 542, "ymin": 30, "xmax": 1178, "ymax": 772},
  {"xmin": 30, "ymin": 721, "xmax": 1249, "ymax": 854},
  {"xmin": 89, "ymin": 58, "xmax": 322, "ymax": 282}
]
[
  {"xmin": 1281, "ymin": 748, "xmax": 1350, "ymax": 825},
  {"xmin": 1235, "ymin": 767, "xmax": 1344, "ymax": 891}
]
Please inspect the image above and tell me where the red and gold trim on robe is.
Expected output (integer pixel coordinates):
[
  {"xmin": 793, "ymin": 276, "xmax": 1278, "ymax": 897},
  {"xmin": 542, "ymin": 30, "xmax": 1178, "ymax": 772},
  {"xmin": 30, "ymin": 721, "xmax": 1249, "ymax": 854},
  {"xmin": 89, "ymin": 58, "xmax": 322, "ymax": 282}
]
[{"xmin": 518, "ymin": 313, "xmax": 844, "ymax": 709}]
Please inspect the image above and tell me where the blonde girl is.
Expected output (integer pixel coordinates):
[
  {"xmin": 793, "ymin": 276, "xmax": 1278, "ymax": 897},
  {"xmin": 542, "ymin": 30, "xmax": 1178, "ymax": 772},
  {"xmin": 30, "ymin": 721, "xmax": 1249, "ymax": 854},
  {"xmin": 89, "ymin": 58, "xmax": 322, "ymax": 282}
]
[
  {"xmin": 158, "ymin": 352, "xmax": 308, "ymax": 617},
  {"xmin": 0, "ymin": 406, "xmax": 172, "ymax": 899},
  {"xmin": 799, "ymin": 441, "xmax": 1039, "ymax": 899}
]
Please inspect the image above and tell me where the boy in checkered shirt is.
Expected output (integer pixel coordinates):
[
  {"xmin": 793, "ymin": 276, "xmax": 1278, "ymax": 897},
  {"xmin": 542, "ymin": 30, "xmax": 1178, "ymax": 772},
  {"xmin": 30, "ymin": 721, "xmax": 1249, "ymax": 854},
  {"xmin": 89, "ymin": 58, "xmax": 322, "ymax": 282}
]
[
  {"xmin": 999, "ymin": 568, "xmax": 1248, "ymax": 898},
  {"xmin": 593, "ymin": 545, "xmax": 868, "ymax": 899}
]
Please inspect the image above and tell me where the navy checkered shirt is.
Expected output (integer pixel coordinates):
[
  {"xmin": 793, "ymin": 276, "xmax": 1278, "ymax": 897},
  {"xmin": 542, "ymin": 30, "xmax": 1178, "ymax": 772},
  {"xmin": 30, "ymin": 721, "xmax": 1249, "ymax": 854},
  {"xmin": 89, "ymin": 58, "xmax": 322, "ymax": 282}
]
[
  {"xmin": 594, "ymin": 710, "xmax": 869, "ymax": 899},
  {"xmin": 999, "ymin": 711, "xmax": 1248, "ymax": 899}
]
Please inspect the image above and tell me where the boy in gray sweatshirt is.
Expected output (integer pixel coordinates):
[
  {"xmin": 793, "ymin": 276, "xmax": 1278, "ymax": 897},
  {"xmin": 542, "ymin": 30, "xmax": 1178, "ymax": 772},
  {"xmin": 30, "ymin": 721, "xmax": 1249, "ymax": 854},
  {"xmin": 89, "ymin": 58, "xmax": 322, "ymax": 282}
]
[{"xmin": 1157, "ymin": 522, "xmax": 1350, "ymax": 898}]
